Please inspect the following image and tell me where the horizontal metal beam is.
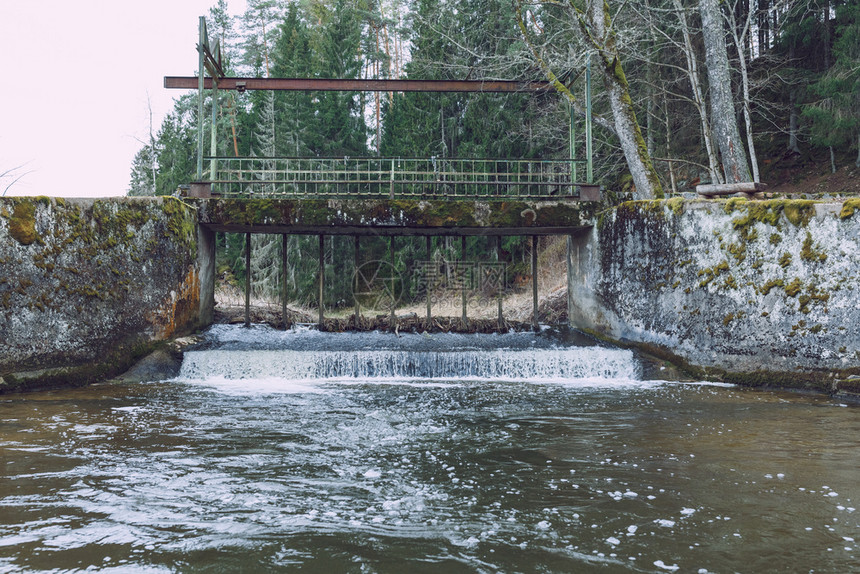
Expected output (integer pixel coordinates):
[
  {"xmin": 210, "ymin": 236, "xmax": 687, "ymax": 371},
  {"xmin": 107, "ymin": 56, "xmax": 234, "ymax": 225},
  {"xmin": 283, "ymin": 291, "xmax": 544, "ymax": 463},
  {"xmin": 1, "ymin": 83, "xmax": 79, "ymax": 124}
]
[
  {"xmin": 165, "ymin": 76, "xmax": 554, "ymax": 93},
  {"xmin": 200, "ymin": 224, "xmax": 587, "ymax": 237}
]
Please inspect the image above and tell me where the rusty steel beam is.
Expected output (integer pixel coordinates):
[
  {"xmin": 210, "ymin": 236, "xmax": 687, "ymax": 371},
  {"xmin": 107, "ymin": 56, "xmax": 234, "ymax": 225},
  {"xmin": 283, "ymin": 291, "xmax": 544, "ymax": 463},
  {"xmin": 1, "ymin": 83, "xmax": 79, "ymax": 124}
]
[{"xmin": 165, "ymin": 76, "xmax": 554, "ymax": 93}]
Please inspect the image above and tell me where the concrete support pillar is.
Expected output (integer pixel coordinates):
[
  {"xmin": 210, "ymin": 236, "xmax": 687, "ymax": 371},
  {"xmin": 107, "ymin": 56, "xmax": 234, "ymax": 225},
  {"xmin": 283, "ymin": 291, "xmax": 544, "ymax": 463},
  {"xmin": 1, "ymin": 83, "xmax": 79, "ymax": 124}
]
[
  {"xmin": 567, "ymin": 235, "xmax": 573, "ymax": 328},
  {"xmin": 197, "ymin": 224, "xmax": 216, "ymax": 328},
  {"xmin": 567, "ymin": 229, "xmax": 597, "ymax": 331}
]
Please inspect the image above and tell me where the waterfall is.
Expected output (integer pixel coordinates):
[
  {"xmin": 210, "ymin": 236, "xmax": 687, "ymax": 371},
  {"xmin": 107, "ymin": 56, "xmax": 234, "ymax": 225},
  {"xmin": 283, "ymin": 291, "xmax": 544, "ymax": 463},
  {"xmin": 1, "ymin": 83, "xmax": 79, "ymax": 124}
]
[{"xmin": 178, "ymin": 327, "xmax": 640, "ymax": 383}]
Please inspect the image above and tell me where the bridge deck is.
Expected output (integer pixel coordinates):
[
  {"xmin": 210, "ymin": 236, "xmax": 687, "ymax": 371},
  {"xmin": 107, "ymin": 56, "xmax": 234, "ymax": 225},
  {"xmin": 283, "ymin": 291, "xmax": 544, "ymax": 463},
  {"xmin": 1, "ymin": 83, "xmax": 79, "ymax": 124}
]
[{"xmin": 194, "ymin": 197, "xmax": 597, "ymax": 236}]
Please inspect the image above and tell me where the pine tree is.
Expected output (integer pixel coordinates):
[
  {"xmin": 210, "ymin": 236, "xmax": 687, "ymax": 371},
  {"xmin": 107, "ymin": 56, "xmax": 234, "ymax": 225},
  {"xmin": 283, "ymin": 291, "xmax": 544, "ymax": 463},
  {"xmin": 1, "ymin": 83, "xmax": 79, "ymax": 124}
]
[
  {"xmin": 305, "ymin": 0, "xmax": 368, "ymax": 156},
  {"xmin": 271, "ymin": 4, "xmax": 313, "ymax": 157},
  {"xmin": 802, "ymin": 2, "xmax": 860, "ymax": 170},
  {"xmin": 128, "ymin": 145, "xmax": 156, "ymax": 196},
  {"xmin": 154, "ymin": 95, "xmax": 197, "ymax": 196}
]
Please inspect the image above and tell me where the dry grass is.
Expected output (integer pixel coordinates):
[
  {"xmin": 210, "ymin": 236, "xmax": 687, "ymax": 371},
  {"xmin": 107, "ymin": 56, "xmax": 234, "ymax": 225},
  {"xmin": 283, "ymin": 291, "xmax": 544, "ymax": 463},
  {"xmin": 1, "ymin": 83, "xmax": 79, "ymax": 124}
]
[{"xmin": 214, "ymin": 236, "xmax": 570, "ymax": 326}]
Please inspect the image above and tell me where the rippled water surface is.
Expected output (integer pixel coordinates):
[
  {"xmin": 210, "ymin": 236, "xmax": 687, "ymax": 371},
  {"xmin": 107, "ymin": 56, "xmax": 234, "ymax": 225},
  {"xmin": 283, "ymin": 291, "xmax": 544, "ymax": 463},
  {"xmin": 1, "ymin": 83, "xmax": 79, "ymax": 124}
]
[{"xmin": 1, "ymin": 326, "xmax": 858, "ymax": 573}]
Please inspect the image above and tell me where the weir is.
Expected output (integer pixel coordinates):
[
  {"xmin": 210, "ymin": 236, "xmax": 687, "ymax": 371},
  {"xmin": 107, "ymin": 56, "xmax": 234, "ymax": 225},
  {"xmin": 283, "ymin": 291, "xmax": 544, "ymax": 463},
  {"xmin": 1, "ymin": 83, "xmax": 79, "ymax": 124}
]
[{"xmin": 180, "ymin": 326, "xmax": 639, "ymax": 382}]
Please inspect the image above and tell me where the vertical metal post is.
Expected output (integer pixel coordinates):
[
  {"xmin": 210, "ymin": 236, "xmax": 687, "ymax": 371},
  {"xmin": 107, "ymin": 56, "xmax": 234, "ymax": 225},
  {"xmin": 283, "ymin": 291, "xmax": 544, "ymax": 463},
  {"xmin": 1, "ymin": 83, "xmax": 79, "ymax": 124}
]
[
  {"xmin": 425, "ymin": 235, "xmax": 432, "ymax": 327},
  {"xmin": 390, "ymin": 158, "xmax": 395, "ymax": 199},
  {"xmin": 496, "ymin": 235, "xmax": 504, "ymax": 331},
  {"xmin": 586, "ymin": 56, "xmax": 594, "ymax": 184},
  {"xmin": 389, "ymin": 236, "xmax": 396, "ymax": 330},
  {"xmin": 318, "ymin": 235, "xmax": 325, "ymax": 327},
  {"xmin": 282, "ymin": 234, "xmax": 288, "ymax": 330},
  {"xmin": 461, "ymin": 236, "xmax": 468, "ymax": 328},
  {"xmin": 569, "ymin": 100, "xmax": 576, "ymax": 187},
  {"xmin": 210, "ymin": 78, "xmax": 218, "ymax": 182},
  {"xmin": 531, "ymin": 235, "xmax": 539, "ymax": 331},
  {"xmin": 244, "ymin": 232, "xmax": 251, "ymax": 328},
  {"xmin": 196, "ymin": 17, "xmax": 205, "ymax": 181},
  {"xmin": 354, "ymin": 235, "xmax": 360, "ymax": 329}
]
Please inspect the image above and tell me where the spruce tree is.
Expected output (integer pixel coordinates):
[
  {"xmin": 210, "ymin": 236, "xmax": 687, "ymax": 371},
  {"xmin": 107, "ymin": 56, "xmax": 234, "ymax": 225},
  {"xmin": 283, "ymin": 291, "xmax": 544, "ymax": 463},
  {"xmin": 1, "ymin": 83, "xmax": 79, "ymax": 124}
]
[{"xmin": 802, "ymin": 2, "xmax": 860, "ymax": 170}]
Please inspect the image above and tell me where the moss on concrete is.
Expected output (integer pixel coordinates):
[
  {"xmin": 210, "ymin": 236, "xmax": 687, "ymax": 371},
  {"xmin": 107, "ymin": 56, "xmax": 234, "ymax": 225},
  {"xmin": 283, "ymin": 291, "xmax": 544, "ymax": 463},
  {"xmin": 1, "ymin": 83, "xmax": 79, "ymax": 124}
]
[
  {"xmin": 666, "ymin": 197, "xmax": 685, "ymax": 215},
  {"xmin": 161, "ymin": 198, "xmax": 198, "ymax": 255},
  {"xmin": 785, "ymin": 278, "xmax": 803, "ymax": 297},
  {"xmin": 800, "ymin": 231, "xmax": 827, "ymax": 262},
  {"xmin": 726, "ymin": 199, "xmax": 817, "ymax": 237},
  {"xmin": 7, "ymin": 200, "xmax": 40, "ymax": 245},
  {"xmin": 759, "ymin": 278, "xmax": 784, "ymax": 295},
  {"xmin": 839, "ymin": 198, "xmax": 860, "ymax": 219},
  {"xmin": 697, "ymin": 260, "xmax": 729, "ymax": 288},
  {"xmin": 197, "ymin": 198, "xmax": 596, "ymax": 231}
]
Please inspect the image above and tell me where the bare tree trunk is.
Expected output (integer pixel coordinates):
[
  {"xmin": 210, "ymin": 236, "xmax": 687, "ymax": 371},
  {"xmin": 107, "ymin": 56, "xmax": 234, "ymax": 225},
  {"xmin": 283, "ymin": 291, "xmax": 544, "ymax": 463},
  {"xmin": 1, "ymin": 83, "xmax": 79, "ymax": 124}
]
[
  {"xmin": 700, "ymin": 0, "xmax": 752, "ymax": 183},
  {"xmin": 786, "ymin": 38, "xmax": 801, "ymax": 155},
  {"xmin": 757, "ymin": 0, "xmax": 770, "ymax": 54},
  {"xmin": 856, "ymin": 133, "xmax": 860, "ymax": 168},
  {"xmin": 725, "ymin": 1, "xmax": 760, "ymax": 182},
  {"xmin": 664, "ymin": 93, "xmax": 678, "ymax": 195},
  {"xmin": 823, "ymin": 2, "xmax": 831, "ymax": 70},
  {"xmin": 147, "ymin": 95, "xmax": 157, "ymax": 195},
  {"xmin": 788, "ymin": 90, "xmax": 801, "ymax": 154},
  {"xmin": 647, "ymin": 85, "xmax": 655, "ymax": 157},
  {"xmin": 830, "ymin": 146, "xmax": 836, "ymax": 174},
  {"xmin": 672, "ymin": 0, "xmax": 723, "ymax": 184},
  {"xmin": 582, "ymin": 0, "xmax": 663, "ymax": 199}
]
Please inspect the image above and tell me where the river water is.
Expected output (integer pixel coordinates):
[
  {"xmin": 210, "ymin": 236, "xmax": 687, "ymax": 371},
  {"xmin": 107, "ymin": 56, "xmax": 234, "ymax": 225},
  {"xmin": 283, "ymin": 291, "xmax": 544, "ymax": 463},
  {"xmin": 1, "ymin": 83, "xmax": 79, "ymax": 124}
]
[{"xmin": 1, "ymin": 325, "xmax": 858, "ymax": 573}]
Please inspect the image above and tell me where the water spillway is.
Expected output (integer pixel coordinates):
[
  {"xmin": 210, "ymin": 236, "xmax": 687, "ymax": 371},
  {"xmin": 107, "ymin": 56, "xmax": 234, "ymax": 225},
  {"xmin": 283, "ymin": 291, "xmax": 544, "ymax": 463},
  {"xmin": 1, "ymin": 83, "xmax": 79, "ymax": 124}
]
[{"xmin": 178, "ymin": 325, "xmax": 640, "ymax": 384}]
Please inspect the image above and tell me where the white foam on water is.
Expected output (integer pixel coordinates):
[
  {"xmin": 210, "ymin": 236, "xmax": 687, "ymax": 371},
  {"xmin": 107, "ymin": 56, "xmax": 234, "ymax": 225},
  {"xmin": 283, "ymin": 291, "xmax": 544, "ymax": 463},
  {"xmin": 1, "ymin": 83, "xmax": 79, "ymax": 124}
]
[
  {"xmin": 178, "ymin": 347, "xmax": 641, "ymax": 384},
  {"xmin": 175, "ymin": 328, "xmax": 742, "ymax": 394},
  {"xmin": 181, "ymin": 375, "xmax": 331, "ymax": 395}
]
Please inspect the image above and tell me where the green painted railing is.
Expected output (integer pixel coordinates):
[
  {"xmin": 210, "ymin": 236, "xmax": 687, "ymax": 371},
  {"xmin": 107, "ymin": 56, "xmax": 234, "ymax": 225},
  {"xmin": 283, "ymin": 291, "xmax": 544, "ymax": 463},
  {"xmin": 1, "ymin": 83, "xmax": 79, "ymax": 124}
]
[{"xmin": 205, "ymin": 156, "xmax": 588, "ymax": 199}]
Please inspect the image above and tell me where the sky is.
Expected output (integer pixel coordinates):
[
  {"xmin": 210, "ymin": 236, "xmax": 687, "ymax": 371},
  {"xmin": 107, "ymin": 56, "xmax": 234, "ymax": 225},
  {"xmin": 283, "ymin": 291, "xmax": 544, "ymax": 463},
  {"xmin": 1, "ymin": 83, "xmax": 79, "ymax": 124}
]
[{"xmin": 0, "ymin": 1, "xmax": 246, "ymax": 198}]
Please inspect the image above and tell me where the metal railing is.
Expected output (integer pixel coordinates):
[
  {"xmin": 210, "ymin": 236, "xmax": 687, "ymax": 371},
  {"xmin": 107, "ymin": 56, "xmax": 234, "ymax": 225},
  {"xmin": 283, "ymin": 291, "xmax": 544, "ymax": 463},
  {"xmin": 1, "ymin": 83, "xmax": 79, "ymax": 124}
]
[{"xmin": 206, "ymin": 156, "xmax": 586, "ymax": 199}]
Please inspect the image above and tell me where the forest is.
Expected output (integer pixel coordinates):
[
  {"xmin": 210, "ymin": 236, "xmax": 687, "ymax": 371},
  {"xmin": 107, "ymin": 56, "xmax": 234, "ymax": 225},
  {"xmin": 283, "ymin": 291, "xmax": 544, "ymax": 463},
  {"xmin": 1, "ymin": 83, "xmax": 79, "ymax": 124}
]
[{"xmin": 128, "ymin": 0, "xmax": 859, "ymax": 310}]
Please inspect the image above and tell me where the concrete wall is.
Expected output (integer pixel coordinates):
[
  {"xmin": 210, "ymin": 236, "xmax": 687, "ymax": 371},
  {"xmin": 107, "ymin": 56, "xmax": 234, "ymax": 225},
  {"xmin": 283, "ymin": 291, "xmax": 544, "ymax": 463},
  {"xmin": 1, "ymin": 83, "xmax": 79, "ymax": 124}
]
[
  {"xmin": 569, "ymin": 198, "xmax": 860, "ymax": 394},
  {"xmin": 0, "ymin": 197, "xmax": 208, "ymax": 392}
]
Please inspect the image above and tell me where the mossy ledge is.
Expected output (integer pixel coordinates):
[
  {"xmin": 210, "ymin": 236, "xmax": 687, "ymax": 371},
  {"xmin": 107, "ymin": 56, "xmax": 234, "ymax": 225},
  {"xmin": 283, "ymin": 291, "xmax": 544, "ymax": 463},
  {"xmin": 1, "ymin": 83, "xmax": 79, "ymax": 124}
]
[
  {"xmin": 6, "ymin": 199, "xmax": 42, "ymax": 245},
  {"xmin": 0, "ymin": 341, "xmax": 160, "ymax": 394},
  {"xmin": 581, "ymin": 328, "xmax": 860, "ymax": 398}
]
